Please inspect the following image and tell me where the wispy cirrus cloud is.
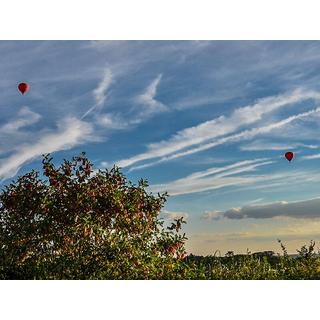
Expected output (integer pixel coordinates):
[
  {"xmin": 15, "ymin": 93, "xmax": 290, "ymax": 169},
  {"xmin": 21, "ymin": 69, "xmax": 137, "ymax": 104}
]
[
  {"xmin": 202, "ymin": 197, "xmax": 320, "ymax": 220},
  {"xmin": 240, "ymin": 140, "xmax": 318, "ymax": 151},
  {"xmin": 213, "ymin": 169, "xmax": 320, "ymax": 197},
  {"xmin": 301, "ymin": 153, "xmax": 320, "ymax": 160},
  {"xmin": 130, "ymin": 74, "xmax": 168, "ymax": 124},
  {"xmin": 116, "ymin": 89, "xmax": 320, "ymax": 169},
  {"xmin": 173, "ymin": 91, "xmax": 240, "ymax": 111},
  {"xmin": 0, "ymin": 107, "xmax": 43, "ymax": 156},
  {"xmin": 94, "ymin": 74, "xmax": 168, "ymax": 129},
  {"xmin": 129, "ymin": 105, "xmax": 320, "ymax": 171},
  {"xmin": 0, "ymin": 117, "xmax": 96, "ymax": 181},
  {"xmin": 180, "ymin": 158, "xmax": 270, "ymax": 181},
  {"xmin": 135, "ymin": 74, "xmax": 164, "ymax": 109},
  {"xmin": 149, "ymin": 158, "xmax": 274, "ymax": 196},
  {"xmin": 93, "ymin": 68, "xmax": 113, "ymax": 106},
  {"xmin": 0, "ymin": 106, "xmax": 41, "ymax": 133},
  {"xmin": 95, "ymin": 113, "xmax": 129, "ymax": 130},
  {"xmin": 81, "ymin": 68, "xmax": 113, "ymax": 120}
]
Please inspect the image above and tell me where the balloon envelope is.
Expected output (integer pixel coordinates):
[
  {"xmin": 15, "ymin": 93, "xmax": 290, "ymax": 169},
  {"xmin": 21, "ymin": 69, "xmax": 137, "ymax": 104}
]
[
  {"xmin": 285, "ymin": 151, "xmax": 294, "ymax": 162},
  {"xmin": 18, "ymin": 82, "xmax": 29, "ymax": 94}
]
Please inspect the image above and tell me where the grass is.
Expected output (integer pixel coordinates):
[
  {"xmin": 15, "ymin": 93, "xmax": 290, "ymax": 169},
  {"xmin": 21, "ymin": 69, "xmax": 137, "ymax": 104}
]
[{"xmin": 181, "ymin": 240, "xmax": 320, "ymax": 280}]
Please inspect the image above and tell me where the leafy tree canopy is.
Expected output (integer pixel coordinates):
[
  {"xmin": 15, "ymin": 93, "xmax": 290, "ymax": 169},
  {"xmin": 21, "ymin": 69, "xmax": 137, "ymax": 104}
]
[{"xmin": 0, "ymin": 153, "xmax": 188, "ymax": 279}]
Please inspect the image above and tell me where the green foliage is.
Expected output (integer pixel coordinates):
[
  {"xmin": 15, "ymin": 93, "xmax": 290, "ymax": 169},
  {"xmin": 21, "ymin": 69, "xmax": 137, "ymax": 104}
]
[
  {"xmin": 183, "ymin": 241, "xmax": 320, "ymax": 280},
  {"xmin": 0, "ymin": 153, "xmax": 188, "ymax": 279}
]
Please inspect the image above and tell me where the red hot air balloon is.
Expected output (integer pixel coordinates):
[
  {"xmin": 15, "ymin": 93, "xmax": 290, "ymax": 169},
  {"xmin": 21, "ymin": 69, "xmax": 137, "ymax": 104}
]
[
  {"xmin": 18, "ymin": 82, "xmax": 29, "ymax": 95},
  {"xmin": 285, "ymin": 151, "xmax": 294, "ymax": 162}
]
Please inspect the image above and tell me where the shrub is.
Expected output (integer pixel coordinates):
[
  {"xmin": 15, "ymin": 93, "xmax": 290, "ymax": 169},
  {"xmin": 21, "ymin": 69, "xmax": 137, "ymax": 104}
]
[{"xmin": 0, "ymin": 153, "xmax": 188, "ymax": 279}]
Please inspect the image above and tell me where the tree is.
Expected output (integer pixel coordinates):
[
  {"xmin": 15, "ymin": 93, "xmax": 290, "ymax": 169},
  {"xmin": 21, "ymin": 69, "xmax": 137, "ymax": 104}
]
[{"xmin": 0, "ymin": 152, "xmax": 188, "ymax": 279}]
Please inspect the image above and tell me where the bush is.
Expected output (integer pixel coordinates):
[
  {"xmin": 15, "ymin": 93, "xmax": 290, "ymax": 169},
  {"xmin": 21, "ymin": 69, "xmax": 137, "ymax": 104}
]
[{"xmin": 0, "ymin": 153, "xmax": 188, "ymax": 279}]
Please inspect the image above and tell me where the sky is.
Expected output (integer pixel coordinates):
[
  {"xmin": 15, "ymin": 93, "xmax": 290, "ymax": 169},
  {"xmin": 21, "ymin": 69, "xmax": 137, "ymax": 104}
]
[{"xmin": 1, "ymin": 40, "xmax": 320, "ymax": 255}]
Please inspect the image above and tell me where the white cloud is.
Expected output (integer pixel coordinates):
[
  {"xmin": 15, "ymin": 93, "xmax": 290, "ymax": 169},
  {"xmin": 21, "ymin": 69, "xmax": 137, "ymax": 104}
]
[
  {"xmin": 220, "ymin": 170, "xmax": 320, "ymax": 195},
  {"xmin": 240, "ymin": 140, "xmax": 318, "ymax": 151},
  {"xmin": 95, "ymin": 113, "xmax": 128, "ymax": 130},
  {"xmin": 182, "ymin": 158, "xmax": 269, "ymax": 180},
  {"xmin": 173, "ymin": 92, "xmax": 239, "ymax": 110},
  {"xmin": 0, "ymin": 117, "xmax": 94, "ymax": 181},
  {"xmin": 301, "ymin": 153, "xmax": 320, "ymax": 160},
  {"xmin": 91, "ymin": 73, "xmax": 167, "ymax": 129},
  {"xmin": 0, "ymin": 107, "xmax": 41, "ymax": 133},
  {"xmin": 132, "ymin": 74, "xmax": 168, "ymax": 123},
  {"xmin": 93, "ymin": 68, "xmax": 113, "ymax": 106},
  {"xmin": 129, "ymin": 105, "xmax": 320, "ymax": 171},
  {"xmin": 0, "ymin": 107, "xmax": 43, "ymax": 156},
  {"xmin": 81, "ymin": 68, "xmax": 113, "ymax": 119},
  {"xmin": 149, "ymin": 158, "xmax": 274, "ymax": 196},
  {"xmin": 116, "ymin": 89, "xmax": 320, "ymax": 168},
  {"xmin": 202, "ymin": 197, "xmax": 320, "ymax": 220},
  {"xmin": 136, "ymin": 74, "xmax": 163, "ymax": 107}
]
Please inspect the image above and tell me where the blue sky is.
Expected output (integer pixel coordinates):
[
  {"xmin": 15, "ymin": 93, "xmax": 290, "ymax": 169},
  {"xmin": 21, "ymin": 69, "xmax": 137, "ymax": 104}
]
[{"xmin": 1, "ymin": 41, "xmax": 320, "ymax": 254}]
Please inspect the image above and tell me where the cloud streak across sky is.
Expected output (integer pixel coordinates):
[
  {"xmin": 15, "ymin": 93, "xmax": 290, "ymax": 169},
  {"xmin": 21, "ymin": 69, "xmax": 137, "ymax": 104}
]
[
  {"xmin": 0, "ymin": 117, "xmax": 95, "ymax": 180},
  {"xmin": 149, "ymin": 158, "xmax": 275, "ymax": 196},
  {"xmin": 0, "ymin": 106, "xmax": 41, "ymax": 133},
  {"xmin": 116, "ymin": 89, "xmax": 320, "ymax": 169},
  {"xmin": 81, "ymin": 68, "xmax": 113, "ymax": 119}
]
